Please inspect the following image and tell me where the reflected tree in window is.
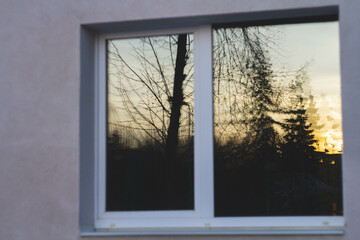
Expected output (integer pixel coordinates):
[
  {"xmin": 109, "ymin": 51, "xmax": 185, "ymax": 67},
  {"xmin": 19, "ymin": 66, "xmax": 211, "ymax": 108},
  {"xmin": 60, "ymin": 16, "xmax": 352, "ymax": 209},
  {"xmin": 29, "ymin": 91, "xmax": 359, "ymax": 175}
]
[
  {"xmin": 106, "ymin": 34, "xmax": 194, "ymax": 211},
  {"xmin": 213, "ymin": 22, "xmax": 342, "ymax": 216},
  {"xmin": 213, "ymin": 26, "xmax": 284, "ymax": 216},
  {"xmin": 105, "ymin": 21, "xmax": 343, "ymax": 216}
]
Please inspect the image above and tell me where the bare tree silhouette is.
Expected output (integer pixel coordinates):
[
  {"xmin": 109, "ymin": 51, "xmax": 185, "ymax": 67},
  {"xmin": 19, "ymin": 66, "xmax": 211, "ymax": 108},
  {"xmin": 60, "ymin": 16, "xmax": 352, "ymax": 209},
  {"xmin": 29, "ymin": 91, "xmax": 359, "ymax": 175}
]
[
  {"xmin": 106, "ymin": 34, "xmax": 194, "ymax": 211},
  {"xmin": 106, "ymin": 24, "xmax": 342, "ymax": 216},
  {"xmin": 108, "ymin": 34, "xmax": 193, "ymax": 150}
]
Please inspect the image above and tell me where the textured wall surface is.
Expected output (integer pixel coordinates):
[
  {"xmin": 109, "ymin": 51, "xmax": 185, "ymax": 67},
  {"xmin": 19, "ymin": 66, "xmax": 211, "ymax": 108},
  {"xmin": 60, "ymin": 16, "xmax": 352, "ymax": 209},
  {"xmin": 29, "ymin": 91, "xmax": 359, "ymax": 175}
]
[{"xmin": 1, "ymin": 0, "xmax": 359, "ymax": 240}]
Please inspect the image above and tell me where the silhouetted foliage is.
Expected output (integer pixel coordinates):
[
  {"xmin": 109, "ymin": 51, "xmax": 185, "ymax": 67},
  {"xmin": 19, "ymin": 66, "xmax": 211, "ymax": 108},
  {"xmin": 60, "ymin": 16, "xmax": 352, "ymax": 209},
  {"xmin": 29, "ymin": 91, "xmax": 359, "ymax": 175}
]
[
  {"xmin": 106, "ymin": 25, "xmax": 343, "ymax": 216},
  {"xmin": 213, "ymin": 27, "xmax": 283, "ymax": 216},
  {"xmin": 213, "ymin": 26, "xmax": 342, "ymax": 216},
  {"xmin": 106, "ymin": 34, "xmax": 194, "ymax": 211}
]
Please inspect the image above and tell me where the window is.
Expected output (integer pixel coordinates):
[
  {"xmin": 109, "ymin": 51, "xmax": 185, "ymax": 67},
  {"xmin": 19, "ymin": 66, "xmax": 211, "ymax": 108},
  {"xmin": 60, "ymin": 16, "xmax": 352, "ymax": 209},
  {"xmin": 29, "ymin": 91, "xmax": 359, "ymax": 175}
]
[
  {"xmin": 95, "ymin": 19, "xmax": 344, "ymax": 233},
  {"xmin": 106, "ymin": 33, "xmax": 195, "ymax": 212}
]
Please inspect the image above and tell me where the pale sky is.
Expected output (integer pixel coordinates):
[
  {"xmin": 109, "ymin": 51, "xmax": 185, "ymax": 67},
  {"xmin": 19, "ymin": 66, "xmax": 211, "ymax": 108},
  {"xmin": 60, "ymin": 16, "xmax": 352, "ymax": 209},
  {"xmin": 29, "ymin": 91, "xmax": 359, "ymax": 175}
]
[{"xmin": 269, "ymin": 21, "xmax": 340, "ymax": 96}]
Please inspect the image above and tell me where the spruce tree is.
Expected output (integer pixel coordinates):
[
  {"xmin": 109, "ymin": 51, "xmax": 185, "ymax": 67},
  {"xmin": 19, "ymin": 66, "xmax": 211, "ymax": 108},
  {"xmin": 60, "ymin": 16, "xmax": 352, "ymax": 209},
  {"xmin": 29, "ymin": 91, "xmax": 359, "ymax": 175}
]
[{"xmin": 281, "ymin": 97, "xmax": 317, "ymax": 173}]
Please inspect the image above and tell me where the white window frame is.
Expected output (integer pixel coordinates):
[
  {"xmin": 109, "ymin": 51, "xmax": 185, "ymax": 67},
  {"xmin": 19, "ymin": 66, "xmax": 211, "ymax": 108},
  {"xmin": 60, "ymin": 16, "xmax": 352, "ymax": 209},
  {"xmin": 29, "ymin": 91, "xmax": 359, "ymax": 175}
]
[{"xmin": 94, "ymin": 24, "xmax": 344, "ymax": 234}]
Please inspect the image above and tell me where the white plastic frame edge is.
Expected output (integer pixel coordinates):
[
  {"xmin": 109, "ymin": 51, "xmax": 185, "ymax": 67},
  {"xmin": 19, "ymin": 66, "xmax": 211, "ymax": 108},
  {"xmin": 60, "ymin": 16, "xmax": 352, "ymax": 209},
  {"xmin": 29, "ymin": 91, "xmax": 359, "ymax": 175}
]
[{"xmin": 93, "ymin": 24, "xmax": 345, "ymax": 233}]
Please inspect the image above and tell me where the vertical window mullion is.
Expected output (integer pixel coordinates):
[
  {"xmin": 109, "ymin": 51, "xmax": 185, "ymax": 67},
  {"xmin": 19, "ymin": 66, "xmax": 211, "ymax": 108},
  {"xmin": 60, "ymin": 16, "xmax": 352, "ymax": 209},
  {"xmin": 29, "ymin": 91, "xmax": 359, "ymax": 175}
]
[
  {"xmin": 96, "ymin": 35, "xmax": 107, "ymax": 220},
  {"xmin": 194, "ymin": 25, "xmax": 214, "ymax": 218}
]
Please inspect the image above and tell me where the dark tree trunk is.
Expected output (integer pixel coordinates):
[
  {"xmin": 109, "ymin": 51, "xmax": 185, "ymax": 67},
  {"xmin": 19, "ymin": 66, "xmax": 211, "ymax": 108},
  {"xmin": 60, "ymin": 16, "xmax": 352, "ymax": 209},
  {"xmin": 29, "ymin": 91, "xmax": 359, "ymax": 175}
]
[
  {"xmin": 162, "ymin": 34, "xmax": 188, "ymax": 208},
  {"xmin": 165, "ymin": 34, "xmax": 187, "ymax": 161}
]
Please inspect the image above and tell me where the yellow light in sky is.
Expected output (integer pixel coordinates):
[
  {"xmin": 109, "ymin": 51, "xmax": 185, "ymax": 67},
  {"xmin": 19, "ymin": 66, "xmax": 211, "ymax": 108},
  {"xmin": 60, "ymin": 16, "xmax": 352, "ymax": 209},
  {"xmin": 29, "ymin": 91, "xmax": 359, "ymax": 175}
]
[{"xmin": 314, "ymin": 130, "xmax": 343, "ymax": 154}]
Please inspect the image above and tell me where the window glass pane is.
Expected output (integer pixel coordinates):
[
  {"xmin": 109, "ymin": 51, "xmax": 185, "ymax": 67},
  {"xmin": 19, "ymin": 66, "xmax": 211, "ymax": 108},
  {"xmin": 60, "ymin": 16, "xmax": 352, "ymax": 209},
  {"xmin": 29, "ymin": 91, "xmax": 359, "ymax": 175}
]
[
  {"xmin": 213, "ymin": 21, "xmax": 343, "ymax": 216},
  {"xmin": 106, "ymin": 34, "xmax": 194, "ymax": 211}
]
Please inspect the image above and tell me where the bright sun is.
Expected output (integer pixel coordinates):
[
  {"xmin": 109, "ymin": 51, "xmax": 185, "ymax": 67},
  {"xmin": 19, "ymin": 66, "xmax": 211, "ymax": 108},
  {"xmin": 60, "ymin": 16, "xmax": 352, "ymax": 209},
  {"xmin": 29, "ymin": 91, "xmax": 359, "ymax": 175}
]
[{"xmin": 314, "ymin": 130, "xmax": 343, "ymax": 154}]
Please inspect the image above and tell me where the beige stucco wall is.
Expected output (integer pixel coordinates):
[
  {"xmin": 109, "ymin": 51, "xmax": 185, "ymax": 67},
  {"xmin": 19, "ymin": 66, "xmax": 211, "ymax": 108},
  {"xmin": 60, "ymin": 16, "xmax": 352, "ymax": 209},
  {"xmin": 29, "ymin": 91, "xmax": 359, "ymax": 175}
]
[{"xmin": 1, "ymin": 0, "xmax": 359, "ymax": 239}]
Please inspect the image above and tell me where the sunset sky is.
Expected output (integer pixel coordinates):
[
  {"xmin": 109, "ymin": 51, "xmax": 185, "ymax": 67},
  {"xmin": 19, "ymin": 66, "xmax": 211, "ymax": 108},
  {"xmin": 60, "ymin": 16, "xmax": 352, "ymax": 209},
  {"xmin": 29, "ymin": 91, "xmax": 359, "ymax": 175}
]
[
  {"xmin": 269, "ymin": 21, "xmax": 342, "ymax": 153},
  {"xmin": 107, "ymin": 21, "xmax": 342, "ymax": 153}
]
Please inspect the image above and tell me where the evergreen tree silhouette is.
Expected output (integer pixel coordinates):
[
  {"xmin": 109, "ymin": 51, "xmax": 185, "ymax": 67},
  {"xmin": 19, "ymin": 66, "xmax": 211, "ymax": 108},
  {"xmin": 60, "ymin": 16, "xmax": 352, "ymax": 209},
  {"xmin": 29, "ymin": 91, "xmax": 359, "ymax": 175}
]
[
  {"xmin": 281, "ymin": 97, "xmax": 317, "ymax": 174},
  {"xmin": 276, "ymin": 76, "xmax": 327, "ymax": 214}
]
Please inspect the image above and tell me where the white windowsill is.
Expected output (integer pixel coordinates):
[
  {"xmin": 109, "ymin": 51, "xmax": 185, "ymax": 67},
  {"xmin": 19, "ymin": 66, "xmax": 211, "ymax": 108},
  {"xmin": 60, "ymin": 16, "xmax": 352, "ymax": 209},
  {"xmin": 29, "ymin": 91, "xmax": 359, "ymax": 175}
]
[
  {"xmin": 80, "ymin": 228, "xmax": 344, "ymax": 236},
  {"xmin": 83, "ymin": 216, "xmax": 345, "ymax": 236}
]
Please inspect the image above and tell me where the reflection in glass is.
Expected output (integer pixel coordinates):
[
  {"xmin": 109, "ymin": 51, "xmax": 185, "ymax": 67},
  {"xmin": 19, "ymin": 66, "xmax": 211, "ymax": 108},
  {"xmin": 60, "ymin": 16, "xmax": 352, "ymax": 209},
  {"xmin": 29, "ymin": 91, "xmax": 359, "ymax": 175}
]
[
  {"xmin": 213, "ymin": 22, "xmax": 343, "ymax": 216},
  {"xmin": 106, "ymin": 34, "xmax": 194, "ymax": 211}
]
